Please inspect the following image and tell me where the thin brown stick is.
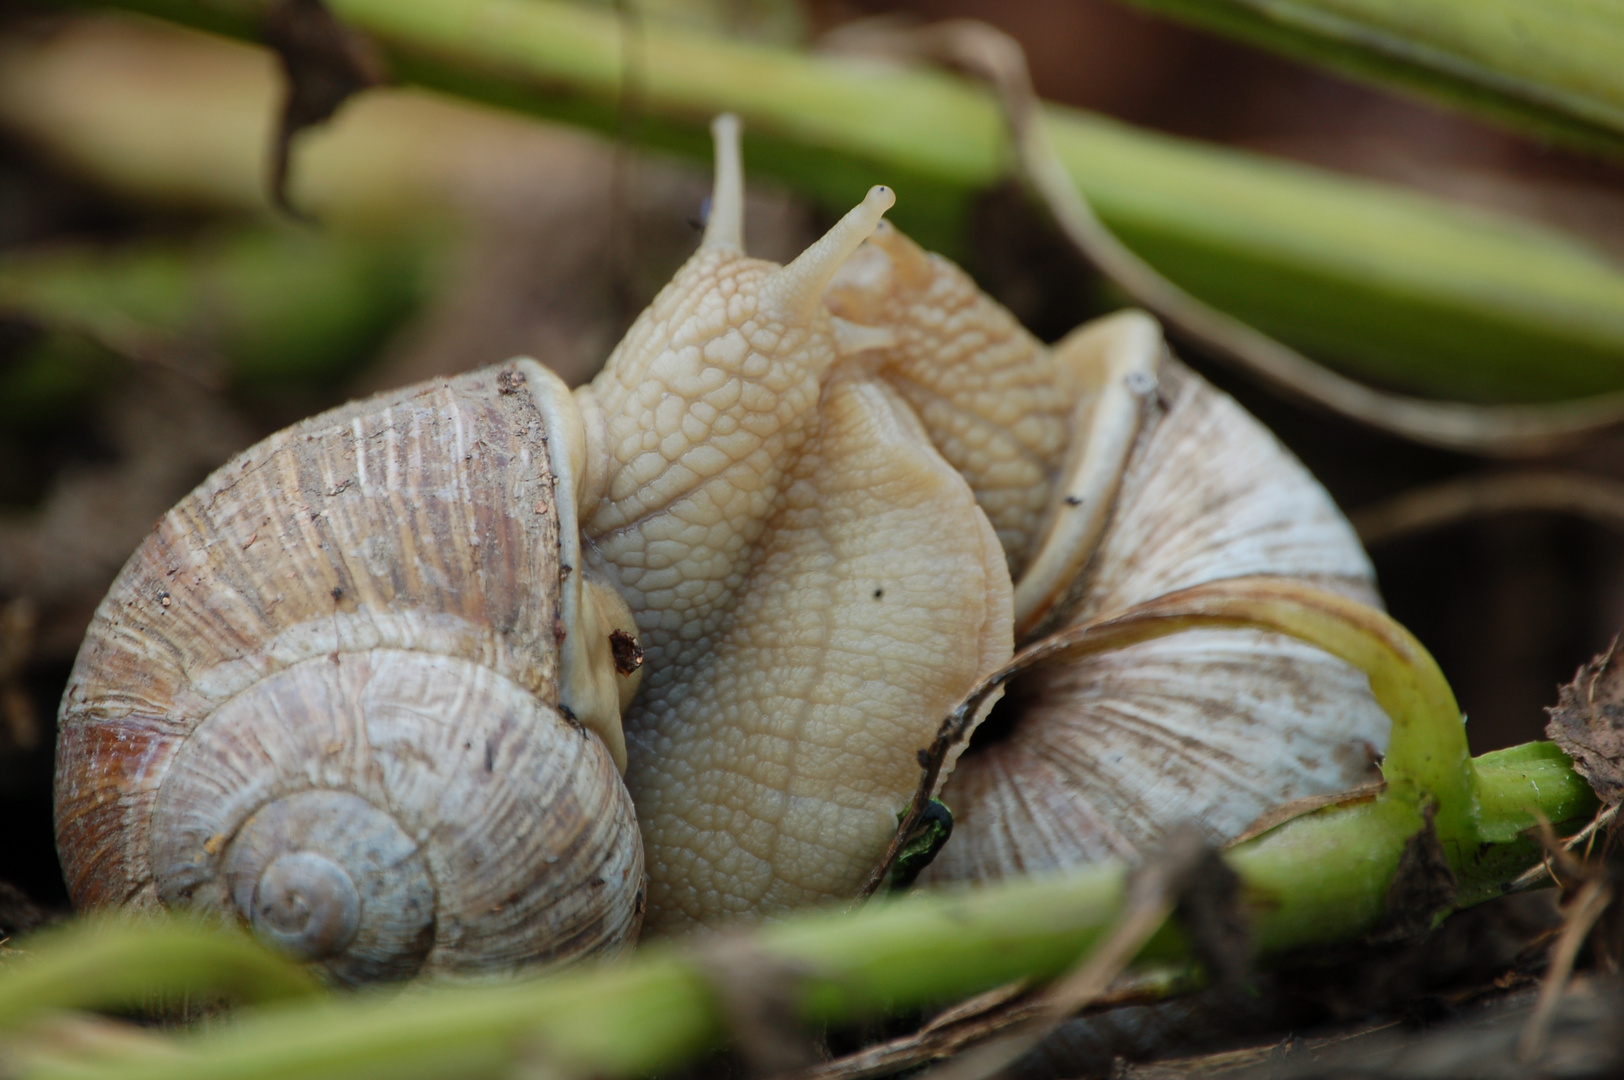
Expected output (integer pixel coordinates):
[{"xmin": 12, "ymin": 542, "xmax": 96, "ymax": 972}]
[
  {"xmin": 1516, "ymin": 878, "xmax": 1612, "ymax": 1062},
  {"xmin": 1507, "ymin": 804, "xmax": 1620, "ymax": 894},
  {"xmin": 1352, "ymin": 471, "xmax": 1624, "ymax": 545},
  {"xmin": 790, "ymin": 983, "xmax": 1032, "ymax": 1080},
  {"xmin": 837, "ymin": 20, "xmax": 1624, "ymax": 458},
  {"xmin": 793, "ymin": 968, "xmax": 1185, "ymax": 1080},
  {"xmin": 1225, "ymin": 781, "xmax": 1386, "ymax": 848},
  {"xmin": 906, "ymin": 831, "xmax": 1206, "ymax": 1080}
]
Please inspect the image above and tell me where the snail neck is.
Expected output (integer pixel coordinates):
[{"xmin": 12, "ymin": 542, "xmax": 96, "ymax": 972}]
[
  {"xmin": 575, "ymin": 246, "xmax": 837, "ymax": 678},
  {"xmin": 575, "ymin": 146, "xmax": 894, "ymax": 683}
]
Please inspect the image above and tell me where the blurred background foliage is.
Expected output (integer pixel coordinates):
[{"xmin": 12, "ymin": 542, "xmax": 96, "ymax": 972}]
[{"xmin": 2, "ymin": 0, "xmax": 1624, "ymax": 924}]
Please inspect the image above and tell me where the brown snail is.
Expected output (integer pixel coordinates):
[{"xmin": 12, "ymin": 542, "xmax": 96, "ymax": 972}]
[{"xmin": 55, "ymin": 114, "xmax": 1386, "ymax": 973}]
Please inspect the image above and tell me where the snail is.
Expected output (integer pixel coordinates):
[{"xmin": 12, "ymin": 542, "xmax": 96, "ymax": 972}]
[
  {"xmin": 818, "ymin": 226, "xmax": 1390, "ymax": 885},
  {"xmin": 55, "ymin": 113, "xmax": 1387, "ymax": 973}
]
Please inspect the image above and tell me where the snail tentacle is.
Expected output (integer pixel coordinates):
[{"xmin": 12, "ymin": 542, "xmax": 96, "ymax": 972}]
[{"xmin": 700, "ymin": 113, "xmax": 745, "ymax": 254}]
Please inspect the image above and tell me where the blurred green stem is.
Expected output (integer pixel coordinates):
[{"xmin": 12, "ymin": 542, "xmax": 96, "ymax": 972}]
[
  {"xmin": 44, "ymin": 0, "xmax": 1624, "ymax": 404},
  {"xmin": 1109, "ymin": 0, "xmax": 1624, "ymax": 161},
  {"xmin": 0, "ymin": 228, "xmax": 437, "ymax": 420}
]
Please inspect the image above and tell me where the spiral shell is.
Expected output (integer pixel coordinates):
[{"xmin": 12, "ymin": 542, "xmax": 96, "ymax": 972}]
[
  {"xmin": 926, "ymin": 358, "xmax": 1391, "ymax": 881},
  {"xmin": 55, "ymin": 365, "xmax": 644, "ymax": 982}
]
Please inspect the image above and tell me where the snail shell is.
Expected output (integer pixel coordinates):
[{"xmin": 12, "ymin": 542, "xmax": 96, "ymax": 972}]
[
  {"xmin": 55, "ymin": 365, "xmax": 645, "ymax": 983},
  {"xmin": 925, "ymin": 355, "xmax": 1390, "ymax": 881}
]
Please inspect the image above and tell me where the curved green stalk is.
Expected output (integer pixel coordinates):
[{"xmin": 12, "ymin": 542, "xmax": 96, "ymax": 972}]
[{"xmin": 0, "ymin": 227, "xmax": 437, "ymax": 418}]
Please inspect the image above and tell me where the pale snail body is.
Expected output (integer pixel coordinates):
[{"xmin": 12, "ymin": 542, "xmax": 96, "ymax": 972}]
[{"xmin": 57, "ymin": 115, "xmax": 1388, "ymax": 972}]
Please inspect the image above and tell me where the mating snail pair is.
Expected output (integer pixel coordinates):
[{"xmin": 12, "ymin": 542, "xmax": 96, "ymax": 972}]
[{"xmin": 52, "ymin": 116, "xmax": 1388, "ymax": 983}]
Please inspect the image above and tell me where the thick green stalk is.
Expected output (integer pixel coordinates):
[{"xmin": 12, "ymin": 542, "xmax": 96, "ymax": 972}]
[
  {"xmin": 0, "ymin": 741, "xmax": 1593, "ymax": 1080},
  {"xmin": 54, "ymin": 0, "xmax": 1624, "ymax": 403},
  {"xmin": 0, "ymin": 582, "xmax": 1597, "ymax": 1080},
  {"xmin": 0, "ymin": 916, "xmax": 321, "ymax": 1025},
  {"xmin": 1110, "ymin": 0, "xmax": 1624, "ymax": 161}
]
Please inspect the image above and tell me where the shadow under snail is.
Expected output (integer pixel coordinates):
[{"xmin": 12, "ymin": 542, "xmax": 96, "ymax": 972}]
[{"xmin": 53, "ymin": 116, "xmax": 1389, "ymax": 982}]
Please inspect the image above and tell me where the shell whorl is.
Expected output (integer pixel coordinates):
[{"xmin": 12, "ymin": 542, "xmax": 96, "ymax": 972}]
[
  {"xmin": 925, "ymin": 359, "xmax": 1392, "ymax": 882},
  {"xmin": 220, "ymin": 791, "xmax": 424, "ymax": 975},
  {"xmin": 55, "ymin": 366, "xmax": 645, "ymax": 980}
]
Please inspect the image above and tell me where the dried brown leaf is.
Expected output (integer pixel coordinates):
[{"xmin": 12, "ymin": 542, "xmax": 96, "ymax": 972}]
[
  {"xmin": 1546, "ymin": 640, "xmax": 1624, "ymax": 807},
  {"xmin": 1369, "ymin": 804, "xmax": 1460, "ymax": 945}
]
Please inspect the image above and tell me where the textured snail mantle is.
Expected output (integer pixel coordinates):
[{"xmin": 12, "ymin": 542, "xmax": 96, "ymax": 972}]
[{"xmin": 55, "ymin": 115, "xmax": 1388, "ymax": 974}]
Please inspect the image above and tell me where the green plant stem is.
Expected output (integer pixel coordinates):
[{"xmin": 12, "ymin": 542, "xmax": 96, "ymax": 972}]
[
  {"xmin": 0, "ymin": 227, "xmax": 438, "ymax": 423},
  {"xmin": 6, "ymin": 585, "xmax": 1589, "ymax": 1079},
  {"xmin": 0, "ymin": 917, "xmax": 320, "ymax": 1027},
  {"xmin": 1109, "ymin": 0, "xmax": 1624, "ymax": 161},
  {"xmin": 2, "ymin": 740, "xmax": 1596, "ymax": 1080},
  {"xmin": 52, "ymin": 0, "xmax": 1624, "ymax": 405}
]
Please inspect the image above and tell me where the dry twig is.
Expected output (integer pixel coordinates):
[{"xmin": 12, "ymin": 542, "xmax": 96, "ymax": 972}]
[
  {"xmin": 1353, "ymin": 471, "xmax": 1624, "ymax": 546},
  {"xmin": 1517, "ymin": 879, "xmax": 1613, "ymax": 1063},
  {"xmin": 1507, "ymin": 804, "xmax": 1620, "ymax": 894},
  {"xmin": 896, "ymin": 828, "xmax": 1227, "ymax": 1080}
]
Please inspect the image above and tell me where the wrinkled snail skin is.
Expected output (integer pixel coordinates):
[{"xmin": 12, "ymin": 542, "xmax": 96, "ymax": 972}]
[
  {"xmin": 573, "ymin": 118, "xmax": 1012, "ymax": 933},
  {"xmin": 55, "ymin": 369, "xmax": 646, "ymax": 983},
  {"xmin": 823, "ymin": 222, "xmax": 1082, "ymax": 577}
]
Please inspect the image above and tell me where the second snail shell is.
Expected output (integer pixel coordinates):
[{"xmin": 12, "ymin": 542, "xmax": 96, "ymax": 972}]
[
  {"xmin": 819, "ymin": 212, "xmax": 1388, "ymax": 889},
  {"xmin": 55, "ymin": 114, "xmax": 1389, "ymax": 972},
  {"xmin": 924, "ymin": 358, "xmax": 1388, "ymax": 882}
]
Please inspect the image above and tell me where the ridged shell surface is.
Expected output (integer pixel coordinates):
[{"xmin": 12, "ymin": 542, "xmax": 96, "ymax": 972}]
[
  {"xmin": 55, "ymin": 366, "xmax": 644, "ymax": 980},
  {"xmin": 926, "ymin": 360, "xmax": 1391, "ymax": 880}
]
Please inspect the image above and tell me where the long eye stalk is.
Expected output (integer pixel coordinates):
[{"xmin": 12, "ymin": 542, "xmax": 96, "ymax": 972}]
[{"xmin": 700, "ymin": 113, "xmax": 744, "ymax": 254}]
